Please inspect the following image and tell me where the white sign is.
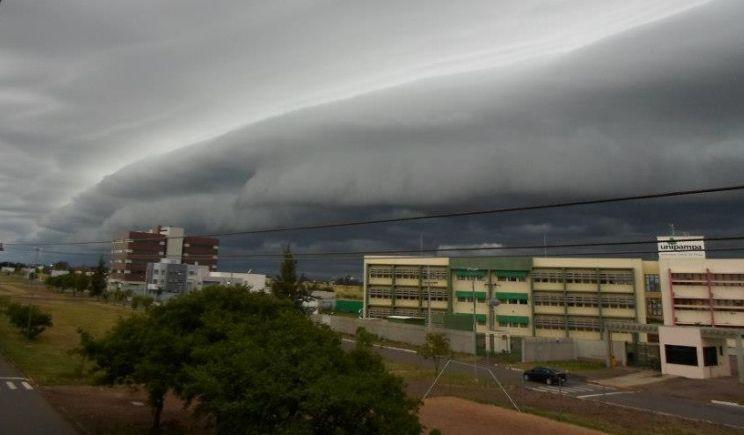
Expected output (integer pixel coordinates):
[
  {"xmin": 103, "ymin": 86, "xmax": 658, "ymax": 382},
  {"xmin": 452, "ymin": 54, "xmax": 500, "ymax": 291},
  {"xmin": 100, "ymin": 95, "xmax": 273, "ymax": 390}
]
[{"xmin": 656, "ymin": 236, "xmax": 706, "ymax": 258}]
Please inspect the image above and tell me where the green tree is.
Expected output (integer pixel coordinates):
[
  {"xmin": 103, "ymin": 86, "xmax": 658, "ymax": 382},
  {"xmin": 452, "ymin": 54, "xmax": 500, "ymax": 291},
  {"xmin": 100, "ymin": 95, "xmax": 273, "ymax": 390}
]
[
  {"xmin": 89, "ymin": 256, "xmax": 107, "ymax": 297},
  {"xmin": 73, "ymin": 273, "xmax": 90, "ymax": 297},
  {"xmin": 5, "ymin": 303, "xmax": 53, "ymax": 339},
  {"xmin": 82, "ymin": 286, "xmax": 420, "ymax": 434},
  {"xmin": 52, "ymin": 261, "xmax": 70, "ymax": 271},
  {"xmin": 270, "ymin": 245, "xmax": 304, "ymax": 300},
  {"xmin": 420, "ymin": 332, "xmax": 451, "ymax": 374},
  {"xmin": 78, "ymin": 314, "xmax": 181, "ymax": 430},
  {"xmin": 355, "ymin": 326, "xmax": 378, "ymax": 351},
  {"xmin": 182, "ymin": 304, "xmax": 421, "ymax": 434}
]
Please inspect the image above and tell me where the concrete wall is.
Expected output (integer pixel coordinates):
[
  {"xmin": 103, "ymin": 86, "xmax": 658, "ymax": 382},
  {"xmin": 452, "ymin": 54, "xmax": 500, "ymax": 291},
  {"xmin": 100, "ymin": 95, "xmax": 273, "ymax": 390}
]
[
  {"xmin": 522, "ymin": 337, "xmax": 575, "ymax": 362},
  {"xmin": 314, "ymin": 314, "xmax": 476, "ymax": 354},
  {"xmin": 522, "ymin": 337, "xmax": 626, "ymax": 365},
  {"xmin": 575, "ymin": 339, "xmax": 627, "ymax": 366}
]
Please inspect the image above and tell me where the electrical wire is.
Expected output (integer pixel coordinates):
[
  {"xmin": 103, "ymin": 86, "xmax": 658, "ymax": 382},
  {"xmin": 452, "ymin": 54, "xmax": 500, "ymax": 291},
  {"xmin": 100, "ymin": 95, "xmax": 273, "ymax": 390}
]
[
  {"xmin": 5, "ymin": 235, "xmax": 738, "ymax": 260},
  {"xmin": 3, "ymin": 182, "xmax": 744, "ymax": 247}
]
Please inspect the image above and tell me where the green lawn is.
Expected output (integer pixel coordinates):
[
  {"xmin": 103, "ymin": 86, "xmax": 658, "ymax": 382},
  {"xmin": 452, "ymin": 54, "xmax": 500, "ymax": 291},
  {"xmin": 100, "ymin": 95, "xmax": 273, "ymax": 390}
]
[{"xmin": 0, "ymin": 277, "xmax": 131, "ymax": 385}]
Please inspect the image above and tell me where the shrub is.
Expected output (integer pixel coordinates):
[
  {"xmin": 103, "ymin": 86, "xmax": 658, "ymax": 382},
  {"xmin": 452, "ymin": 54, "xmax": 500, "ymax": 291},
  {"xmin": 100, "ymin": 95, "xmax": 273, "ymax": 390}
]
[{"xmin": 5, "ymin": 303, "xmax": 53, "ymax": 339}]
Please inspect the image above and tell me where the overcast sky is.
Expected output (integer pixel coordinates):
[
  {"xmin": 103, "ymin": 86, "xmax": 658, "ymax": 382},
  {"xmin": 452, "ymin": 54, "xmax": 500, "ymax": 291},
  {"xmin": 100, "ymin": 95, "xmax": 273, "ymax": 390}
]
[{"xmin": 1, "ymin": 0, "xmax": 743, "ymax": 276}]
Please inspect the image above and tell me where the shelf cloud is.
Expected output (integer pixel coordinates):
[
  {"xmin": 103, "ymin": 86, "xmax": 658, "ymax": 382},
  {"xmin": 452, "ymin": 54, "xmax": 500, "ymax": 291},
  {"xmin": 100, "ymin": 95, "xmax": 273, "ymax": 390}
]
[{"xmin": 1, "ymin": 0, "xmax": 743, "ymax": 272}]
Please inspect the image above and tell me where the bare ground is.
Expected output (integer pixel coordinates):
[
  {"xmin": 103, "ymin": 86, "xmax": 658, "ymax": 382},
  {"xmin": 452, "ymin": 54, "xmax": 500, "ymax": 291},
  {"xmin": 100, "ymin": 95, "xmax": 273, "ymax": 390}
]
[
  {"xmin": 41, "ymin": 386, "xmax": 206, "ymax": 435},
  {"xmin": 405, "ymin": 378, "xmax": 743, "ymax": 435},
  {"xmin": 420, "ymin": 396, "xmax": 604, "ymax": 435}
]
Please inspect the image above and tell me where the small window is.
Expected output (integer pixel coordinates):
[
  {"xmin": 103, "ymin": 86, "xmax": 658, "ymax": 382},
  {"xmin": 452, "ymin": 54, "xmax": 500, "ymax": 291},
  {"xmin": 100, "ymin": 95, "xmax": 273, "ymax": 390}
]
[{"xmin": 665, "ymin": 345, "xmax": 698, "ymax": 366}]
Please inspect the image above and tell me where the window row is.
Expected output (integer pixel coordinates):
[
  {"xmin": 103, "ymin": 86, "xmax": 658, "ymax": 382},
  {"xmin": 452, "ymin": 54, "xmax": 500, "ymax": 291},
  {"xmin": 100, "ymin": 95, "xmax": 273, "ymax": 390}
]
[
  {"xmin": 671, "ymin": 273, "xmax": 744, "ymax": 286},
  {"xmin": 532, "ymin": 270, "xmax": 633, "ymax": 285},
  {"xmin": 498, "ymin": 321, "xmax": 529, "ymax": 328},
  {"xmin": 674, "ymin": 298, "xmax": 744, "ymax": 308},
  {"xmin": 368, "ymin": 266, "xmax": 447, "ymax": 280},
  {"xmin": 533, "ymin": 294, "xmax": 635, "ymax": 309},
  {"xmin": 367, "ymin": 307, "xmax": 424, "ymax": 319},
  {"xmin": 368, "ymin": 287, "xmax": 448, "ymax": 301}
]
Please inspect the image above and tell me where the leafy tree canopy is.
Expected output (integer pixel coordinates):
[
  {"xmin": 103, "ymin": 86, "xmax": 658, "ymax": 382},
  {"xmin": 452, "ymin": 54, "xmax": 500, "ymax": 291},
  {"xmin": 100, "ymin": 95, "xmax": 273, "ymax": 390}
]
[{"xmin": 80, "ymin": 286, "xmax": 420, "ymax": 433}]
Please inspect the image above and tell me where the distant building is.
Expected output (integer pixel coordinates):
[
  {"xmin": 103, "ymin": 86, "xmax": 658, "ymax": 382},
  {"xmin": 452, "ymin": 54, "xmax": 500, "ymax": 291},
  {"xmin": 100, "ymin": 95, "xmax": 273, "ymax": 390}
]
[
  {"xmin": 144, "ymin": 258, "xmax": 267, "ymax": 300},
  {"xmin": 203, "ymin": 271, "xmax": 267, "ymax": 292},
  {"xmin": 50, "ymin": 270, "xmax": 70, "ymax": 278},
  {"xmin": 108, "ymin": 225, "xmax": 218, "ymax": 291},
  {"xmin": 144, "ymin": 259, "xmax": 209, "ymax": 300},
  {"xmin": 1, "ymin": 266, "xmax": 16, "ymax": 275}
]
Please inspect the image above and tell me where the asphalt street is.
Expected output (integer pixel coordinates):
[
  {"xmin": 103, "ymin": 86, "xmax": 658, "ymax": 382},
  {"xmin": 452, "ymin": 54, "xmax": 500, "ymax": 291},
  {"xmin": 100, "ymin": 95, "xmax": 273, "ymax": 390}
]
[
  {"xmin": 343, "ymin": 340, "xmax": 744, "ymax": 430},
  {"xmin": 0, "ymin": 356, "xmax": 77, "ymax": 435}
]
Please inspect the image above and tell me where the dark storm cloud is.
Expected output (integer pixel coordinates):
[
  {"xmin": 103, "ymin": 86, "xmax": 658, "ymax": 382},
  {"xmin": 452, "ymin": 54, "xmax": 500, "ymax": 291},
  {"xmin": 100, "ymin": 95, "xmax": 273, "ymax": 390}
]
[{"xmin": 3, "ymin": 0, "xmax": 743, "ymax": 273}]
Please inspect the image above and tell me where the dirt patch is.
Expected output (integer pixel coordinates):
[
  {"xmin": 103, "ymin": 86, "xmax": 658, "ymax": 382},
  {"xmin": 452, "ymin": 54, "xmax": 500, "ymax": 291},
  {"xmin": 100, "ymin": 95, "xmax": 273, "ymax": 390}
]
[
  {"xmin": 41, "ymin": 385, "xmax": 206, "ymax": 434},
  {"xmin": 405, "ymin": 378, "xmax": 740, "ymax": 435},
  {"xmin": 420, "ymin": 396, "xmax": 603, "ymax": 435}
]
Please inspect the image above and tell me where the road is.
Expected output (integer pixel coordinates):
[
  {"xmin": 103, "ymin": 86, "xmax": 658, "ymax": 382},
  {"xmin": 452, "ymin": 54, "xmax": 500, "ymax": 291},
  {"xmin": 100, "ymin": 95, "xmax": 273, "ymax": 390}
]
[
  {"xmin": 344, "ymin": 340, "xmax": 744, "ymax": 430},
  {"xmin": 0, "ymin": 356, "xmax": 77, "ymax": 435}
]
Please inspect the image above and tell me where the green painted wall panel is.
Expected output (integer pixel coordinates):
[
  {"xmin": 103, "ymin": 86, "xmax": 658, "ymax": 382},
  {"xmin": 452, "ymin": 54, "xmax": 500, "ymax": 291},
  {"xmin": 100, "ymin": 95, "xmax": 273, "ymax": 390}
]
[
  {"xmin": 496, "ymin": 315, "xmax": 529, "ymax": 325},
  {"xmin": 335, "ymin": 299, "xmax": 363, "ymax": 314}
]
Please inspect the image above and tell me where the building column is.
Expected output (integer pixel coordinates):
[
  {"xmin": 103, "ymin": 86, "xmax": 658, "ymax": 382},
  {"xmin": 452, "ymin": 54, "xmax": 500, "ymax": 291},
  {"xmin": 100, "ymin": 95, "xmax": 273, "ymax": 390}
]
[
  {"xmin": 418, "ymin": 265, "xmax": 424, "ymax": 313},
  {"xmin": 391, "ymin": 265, "xmax": 397, "ymax": 311},
  {"xmin": 596, "ymin": 268, "xmax": 603, "ymax": 334},
  {"xmin": 604, "ymin": 328, "xmax": 613, "ymax": 368},
  {"xmin": 737, "ymin": 334, "xmax": 744, "ymax": 384},
  {"xmin": 530, "ymin": 276, "xmax": 536, "ymax": 337},
  {"xmin": 705, "ymin": 268, "xmax": 715, "ymax": 327},
  {"xmin": 363, "ymin": 264, "xmax": 370, "ymax": 319},
  {"xmin": 562, "ymin": 268, "xmax": 569, "ymax": 338},
  {"xmin": 487, "ymin": 269, "xmax": 494, "ymax": 331},
  {"xmin": 447, "ymin": 269, "xmax": 453, "ymax": 314}
]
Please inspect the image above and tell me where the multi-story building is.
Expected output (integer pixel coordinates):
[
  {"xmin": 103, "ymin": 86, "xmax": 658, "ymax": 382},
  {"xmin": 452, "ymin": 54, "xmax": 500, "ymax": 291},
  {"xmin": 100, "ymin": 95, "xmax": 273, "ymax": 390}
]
[
  {"xmin": 109, "ymin": 225, "xmax": 219, "ymax": 291},
  {"xmin": 659, "ymin": 258, "xmax": 744, "ymax": 331},
  {"xmin": 364, "ymin": 256, "xmax": 647, "ymax": 341},
  {"xmin": 110, "ymin": 231, "xmax": 167, "ymax": 290},
  {"xmin": 364, "ymin": 245, "xmax": 744, "ymax": 351},
  {"xmin": 182, "ymin": 236, "xmax": 219, "ymax": 271}
]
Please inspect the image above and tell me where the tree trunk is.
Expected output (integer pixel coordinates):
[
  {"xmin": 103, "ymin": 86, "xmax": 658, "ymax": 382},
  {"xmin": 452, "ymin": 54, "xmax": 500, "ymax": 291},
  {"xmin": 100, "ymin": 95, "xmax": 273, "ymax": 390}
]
[{"xmin": 151, "ymin": 402, "xmax": 163, "ymax": 432}]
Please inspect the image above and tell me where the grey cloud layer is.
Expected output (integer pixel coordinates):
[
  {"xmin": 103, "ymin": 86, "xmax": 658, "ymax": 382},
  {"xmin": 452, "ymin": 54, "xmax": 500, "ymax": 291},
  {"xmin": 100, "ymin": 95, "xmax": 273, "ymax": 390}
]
[{"xmin": 2, "ymin": 0, "xmax": 742, "ymax": 270}]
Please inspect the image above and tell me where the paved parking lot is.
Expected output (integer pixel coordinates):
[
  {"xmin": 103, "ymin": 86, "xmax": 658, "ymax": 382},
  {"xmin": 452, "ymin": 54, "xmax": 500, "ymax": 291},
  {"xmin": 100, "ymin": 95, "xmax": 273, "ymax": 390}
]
[{"xmin": 525, "ymin": 380, "xmax": 628, "ymax": 399}]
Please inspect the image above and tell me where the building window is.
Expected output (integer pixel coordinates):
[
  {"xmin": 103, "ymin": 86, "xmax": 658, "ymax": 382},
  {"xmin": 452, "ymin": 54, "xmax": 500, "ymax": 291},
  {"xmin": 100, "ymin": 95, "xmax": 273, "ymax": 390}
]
[
  {"xmin": 368, "ymin": 266, "xmax": 393, "ymax": 279},
  {"xmin": 645, "ymin": 274, "xmax": 660, "ymax": 292},
  {"xmin": 647, "ymin": 299, "xmax": 663, "ymax": 318},
  {"xmin": 665, "ymin": 345, "xmax": 698, "ymax": 366}
]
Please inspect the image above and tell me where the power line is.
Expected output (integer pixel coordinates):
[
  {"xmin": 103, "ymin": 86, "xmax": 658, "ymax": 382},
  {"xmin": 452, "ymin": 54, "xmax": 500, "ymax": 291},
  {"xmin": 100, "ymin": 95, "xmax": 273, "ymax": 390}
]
[
  {"xmin": 6, "ymin": 235, "xmax": 737, "ymax": 259},
  {"xmin": 4, "ymin": 182, "xmax": 744, "ymax": 247},
  {"xmin": 8, "ymin": 242, "xmax": 744, "ymax": 262}
]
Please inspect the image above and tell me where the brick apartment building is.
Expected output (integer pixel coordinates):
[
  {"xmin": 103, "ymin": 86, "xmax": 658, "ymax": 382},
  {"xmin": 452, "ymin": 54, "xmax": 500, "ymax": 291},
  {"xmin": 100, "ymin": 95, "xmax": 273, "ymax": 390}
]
[{"xmin": 109, "ymin": 226, "xmax": 218, "ymax": 290}]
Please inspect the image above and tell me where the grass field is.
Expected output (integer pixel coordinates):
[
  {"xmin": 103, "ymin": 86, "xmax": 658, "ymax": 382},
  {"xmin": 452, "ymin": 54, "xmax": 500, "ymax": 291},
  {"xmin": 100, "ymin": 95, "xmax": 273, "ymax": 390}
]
[{"xmin": 0, "ymin": 275, "xmax": 131, "ymax": 385}]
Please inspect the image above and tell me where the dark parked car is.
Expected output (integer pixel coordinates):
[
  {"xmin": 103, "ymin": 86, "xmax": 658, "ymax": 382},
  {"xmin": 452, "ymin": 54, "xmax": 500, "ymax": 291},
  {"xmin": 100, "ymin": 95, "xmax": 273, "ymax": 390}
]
[{"xmin": 522, "ymin": 367, "xmax": 567, "ymax": 385}]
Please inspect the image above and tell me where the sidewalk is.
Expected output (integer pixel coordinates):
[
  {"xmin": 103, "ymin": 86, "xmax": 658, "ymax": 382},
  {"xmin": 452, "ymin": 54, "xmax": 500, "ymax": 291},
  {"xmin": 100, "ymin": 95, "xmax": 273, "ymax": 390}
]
[{"xmin": 589, "ymin": 370, "xmax": 671, "ymax": 388}]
